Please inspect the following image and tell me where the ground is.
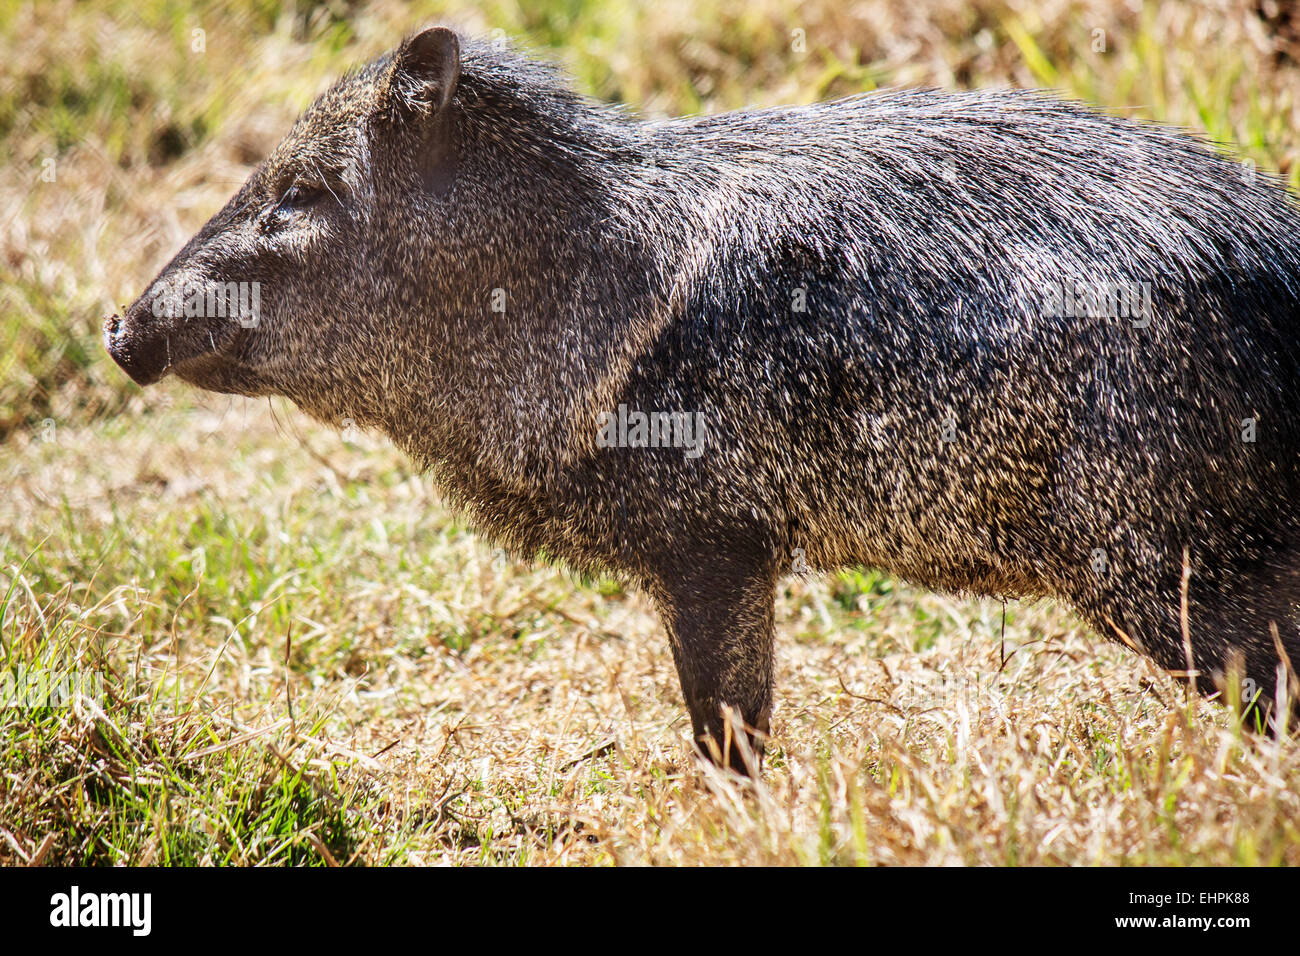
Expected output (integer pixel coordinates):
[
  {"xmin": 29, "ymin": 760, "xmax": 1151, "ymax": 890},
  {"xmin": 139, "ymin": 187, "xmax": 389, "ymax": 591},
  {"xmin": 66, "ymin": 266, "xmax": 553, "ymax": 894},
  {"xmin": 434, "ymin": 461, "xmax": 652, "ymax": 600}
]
[{"xmin": 2, "ymin": 0, "xmax": 1299, "ymax": 865}]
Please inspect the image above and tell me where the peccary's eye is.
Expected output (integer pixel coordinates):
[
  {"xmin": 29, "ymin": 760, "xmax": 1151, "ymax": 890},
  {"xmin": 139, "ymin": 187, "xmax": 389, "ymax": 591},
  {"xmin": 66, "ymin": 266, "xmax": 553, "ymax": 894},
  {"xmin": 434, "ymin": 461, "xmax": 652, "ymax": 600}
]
[
  {"xmin": 281, "ymin": 182, "xmax": 327, "ymax": 208},
  {"xmin": 262, "ymin": 181, "xmax": 333, "ymax": 231}
]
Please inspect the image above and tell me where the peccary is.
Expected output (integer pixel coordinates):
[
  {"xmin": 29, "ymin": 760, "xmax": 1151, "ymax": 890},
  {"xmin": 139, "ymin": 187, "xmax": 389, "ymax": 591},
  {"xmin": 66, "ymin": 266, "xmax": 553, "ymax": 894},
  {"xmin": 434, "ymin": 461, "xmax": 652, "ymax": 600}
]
[{"xmin": 106, "ymin": 27, "xmax": 1300, "ymax": 772}]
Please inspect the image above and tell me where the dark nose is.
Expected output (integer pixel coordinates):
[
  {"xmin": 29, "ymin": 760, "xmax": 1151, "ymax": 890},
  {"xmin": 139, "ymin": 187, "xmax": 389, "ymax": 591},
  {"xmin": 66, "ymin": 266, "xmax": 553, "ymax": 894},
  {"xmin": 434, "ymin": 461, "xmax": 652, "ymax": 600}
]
[{"xmin": 103, "ymin": 300, "xmax": 171, "ymax": 386}]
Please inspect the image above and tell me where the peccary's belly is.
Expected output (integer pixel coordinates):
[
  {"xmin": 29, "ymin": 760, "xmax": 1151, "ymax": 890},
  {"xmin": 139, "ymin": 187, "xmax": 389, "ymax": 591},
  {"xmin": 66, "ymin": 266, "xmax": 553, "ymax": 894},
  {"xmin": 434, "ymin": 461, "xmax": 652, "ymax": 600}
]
[
  {"xmin": 683, "ymin": 284, "xmax": 1300, "ymax": 597},
  {"xmin": 777, "ymin": 393, "xmax": 1062, "ymax": 597}
]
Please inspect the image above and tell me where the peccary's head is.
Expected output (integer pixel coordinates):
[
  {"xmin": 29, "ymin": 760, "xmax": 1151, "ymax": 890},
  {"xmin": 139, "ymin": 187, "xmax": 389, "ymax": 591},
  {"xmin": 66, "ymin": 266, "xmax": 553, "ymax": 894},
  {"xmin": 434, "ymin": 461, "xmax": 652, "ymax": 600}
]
[
  {"xmin": 107, "ymin": 28, "xmax": 472, "ymax": 418},
  {"xmin": 107, "ymin": 27, "xmax": 653, "ymax": 465}
]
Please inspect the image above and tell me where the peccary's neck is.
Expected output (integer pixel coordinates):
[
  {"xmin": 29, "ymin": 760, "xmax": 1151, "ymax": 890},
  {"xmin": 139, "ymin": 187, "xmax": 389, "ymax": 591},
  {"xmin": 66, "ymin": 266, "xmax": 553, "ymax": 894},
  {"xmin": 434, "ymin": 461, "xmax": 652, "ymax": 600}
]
[{"xmin": 379, "ymin": 63, "xmax": 682, "ymax": 495}]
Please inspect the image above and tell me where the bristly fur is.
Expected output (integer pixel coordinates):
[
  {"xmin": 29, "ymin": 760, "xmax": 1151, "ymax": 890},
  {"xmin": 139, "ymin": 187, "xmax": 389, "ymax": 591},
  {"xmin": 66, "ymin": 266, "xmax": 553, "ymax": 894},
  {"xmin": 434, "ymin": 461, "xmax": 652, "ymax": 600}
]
[{"xmin": 112, "ymin": 29, "xmax": 1300, "ymax": 770}]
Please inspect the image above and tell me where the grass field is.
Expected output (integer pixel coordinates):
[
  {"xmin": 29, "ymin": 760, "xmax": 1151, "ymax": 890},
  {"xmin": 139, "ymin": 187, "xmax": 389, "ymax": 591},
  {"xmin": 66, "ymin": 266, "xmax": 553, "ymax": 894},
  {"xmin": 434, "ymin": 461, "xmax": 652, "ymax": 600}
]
[{"xmin": 2, "ymin": 0, "xmax": 1299, "ymax": 865}]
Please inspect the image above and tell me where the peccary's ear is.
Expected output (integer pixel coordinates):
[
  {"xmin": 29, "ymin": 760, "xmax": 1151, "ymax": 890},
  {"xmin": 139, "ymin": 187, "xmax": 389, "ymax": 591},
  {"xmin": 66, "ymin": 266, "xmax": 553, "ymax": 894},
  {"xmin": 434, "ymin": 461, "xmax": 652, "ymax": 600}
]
[
  {"xmin": 383, "ymin": 27, "xmax": 461, "ymax": 195},
  {"xmin": 386, "ymin": 26, "xmax": 461, "ymax": 118}
]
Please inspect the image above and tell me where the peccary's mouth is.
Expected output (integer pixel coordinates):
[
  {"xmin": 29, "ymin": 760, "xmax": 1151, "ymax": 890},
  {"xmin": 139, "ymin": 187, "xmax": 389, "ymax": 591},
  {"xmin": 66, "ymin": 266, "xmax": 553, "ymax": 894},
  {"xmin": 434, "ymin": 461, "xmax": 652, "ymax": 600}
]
[{"xmin": 103, "ymin": 300, "xmax": 243, "ymax": 388}]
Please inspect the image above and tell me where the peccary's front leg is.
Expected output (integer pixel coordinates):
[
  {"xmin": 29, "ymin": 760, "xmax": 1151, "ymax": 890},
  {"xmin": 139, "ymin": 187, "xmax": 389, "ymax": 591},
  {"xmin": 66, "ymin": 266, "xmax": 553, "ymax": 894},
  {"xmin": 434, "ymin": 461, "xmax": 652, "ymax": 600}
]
[{"xmin": 650, "ymin": 550, "xmax": 779, "ymax": 775}]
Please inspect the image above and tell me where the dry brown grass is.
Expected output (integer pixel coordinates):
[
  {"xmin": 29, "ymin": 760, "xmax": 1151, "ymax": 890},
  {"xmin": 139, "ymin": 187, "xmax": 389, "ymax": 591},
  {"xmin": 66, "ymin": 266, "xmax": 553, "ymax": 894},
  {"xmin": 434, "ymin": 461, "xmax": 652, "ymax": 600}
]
[{"xmin": 4, "ymin": 402, "xmax": 1297, "ymax": 864}]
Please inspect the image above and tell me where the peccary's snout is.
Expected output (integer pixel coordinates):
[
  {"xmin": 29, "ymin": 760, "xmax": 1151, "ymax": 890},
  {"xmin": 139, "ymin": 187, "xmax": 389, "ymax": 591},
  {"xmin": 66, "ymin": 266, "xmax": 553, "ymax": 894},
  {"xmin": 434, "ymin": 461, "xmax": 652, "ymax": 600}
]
[
  {"xmin": 103, "ymin": 298, "xmax": 174, "ymax": 387},
  {"xmin": 106, "ymin": 272, "xmax": 259, "ymax": 387}
]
